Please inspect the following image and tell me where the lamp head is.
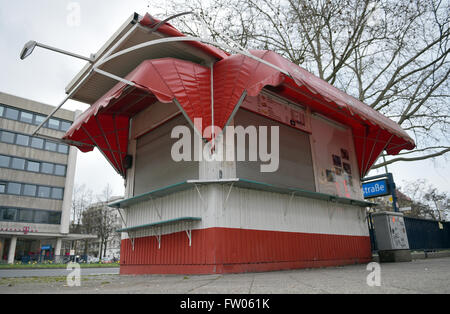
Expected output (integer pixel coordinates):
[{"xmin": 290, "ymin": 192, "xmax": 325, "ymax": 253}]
[{"xmin": 20, "ymin": 40, "xmax": 37, "ymax": 60}]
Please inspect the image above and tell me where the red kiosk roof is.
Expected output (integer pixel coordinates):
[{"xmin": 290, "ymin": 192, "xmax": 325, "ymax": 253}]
[{"xmin": 64, "ymin": 25, "xmax": 414, "ymax": 179}]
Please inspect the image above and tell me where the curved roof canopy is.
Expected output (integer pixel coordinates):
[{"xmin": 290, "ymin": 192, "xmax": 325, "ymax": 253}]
[{"xmin": 64, "ymin": 13, "xmax": 415, "ymax": 178}]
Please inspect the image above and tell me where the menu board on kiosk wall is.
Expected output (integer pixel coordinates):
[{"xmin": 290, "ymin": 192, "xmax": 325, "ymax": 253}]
[
  {"xmin": 241, "ymin": 92, "xmax": 311, "ymax": 133},
  {"xmin": 310, "ymin": 114, "xmax": 363, "ymax": 200}
]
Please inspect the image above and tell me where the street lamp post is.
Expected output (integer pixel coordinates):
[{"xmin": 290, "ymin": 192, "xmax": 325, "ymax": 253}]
[
  {"xmin": 20, "ymin": 40, "xmax": 95, "ymax": 62},
  {"xmin": 19, "ymin": 40, "xmax": 96, "ymax": 136}
]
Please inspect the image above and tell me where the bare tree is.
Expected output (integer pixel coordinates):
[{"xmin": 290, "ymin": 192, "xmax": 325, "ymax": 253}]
[
  {"xmin": 97, "ymin": 184, "xmax": 114, "ymax": 260},
  {"xmin": 70, "ymin": 184, "xmax": 94, "ymax": 254},
  {"xmin": 423, "ymin": 185, "xmax": 450, "ymax": 221},
  {"xmin": 400, "ymin": 179, "xmax": 450, "ymax": 220},
  {"xmin": 71, "ymin": 183, "xmax": 94, "ymax": 226},
  {"xmin": 80, "ymin": 205, "xmax": 98, "ymax": 256},
  {"xmin": 82, "ymin": 184, "xmax": 120, "ymax": 260},
  {"xmin": 152, "ymin": 0, "xmax": 450, "ymax": 170}
]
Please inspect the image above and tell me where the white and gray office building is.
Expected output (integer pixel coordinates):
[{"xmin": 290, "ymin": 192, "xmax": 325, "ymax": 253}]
[{"xmin": 0, "ymin": 92, "xmax": 92, "ymax": 263}]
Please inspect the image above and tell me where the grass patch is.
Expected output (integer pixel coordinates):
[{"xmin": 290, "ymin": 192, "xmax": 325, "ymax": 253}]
[{"xmin": 0, "ymin": 276, "xmax": 68, "ymax": 286}]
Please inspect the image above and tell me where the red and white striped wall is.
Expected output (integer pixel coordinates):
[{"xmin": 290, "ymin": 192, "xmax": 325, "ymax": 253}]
[{"xmin": 119, "ymin": 185, "xmax": 372, "ymax": 274}]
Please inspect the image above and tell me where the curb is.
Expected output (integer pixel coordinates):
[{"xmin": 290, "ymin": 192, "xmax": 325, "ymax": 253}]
[{"xmin": 372, "ymin": 251, "xmax": 450, "ymax": 263}]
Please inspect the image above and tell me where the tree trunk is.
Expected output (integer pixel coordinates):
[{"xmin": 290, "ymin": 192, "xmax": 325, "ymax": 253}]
[{"xmin": 99, "ymin": 240, "xmax": 103, "ymax": 260}]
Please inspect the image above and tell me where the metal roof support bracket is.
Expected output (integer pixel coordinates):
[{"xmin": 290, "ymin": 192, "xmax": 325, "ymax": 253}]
[
  {"xmin": 210, "ymin": 62, "xmax": 215, "ymax": 142},
  {"xmin": 149, "ymin": 196, "xmax": 162, "ymax": 219},
  {"xmin": 153, "ymin": 227, "xmax": 162, "ymax": 249},
  {"xmin": 115, "ymin": 207, "xmax": 136, "ymax": 251},
  {"xmin": 217, "ymin": 90, "xmax": 248, "ymax": 139},
  {"xmin": 284, "ymin": 192, "xmax": 296, "ymax": 217},
  {"xmin": 193, "ymin": 184, "xmax": 208, "ymax": 211},
  {"xmin": 362, "ymin": 128, "xmax": 382, "ymax": 176},
  {"xmin": 116, "ymin": 207, "xmax": 127, "ymax": 226},
  {"xmin": 80, "ymin": 125, "xmax": 123, "ymax": 177},
  {"xmin": 222, "ymin": 182, "xmax": 235, "ymax": 211},
  {"xmin": 156, "ymin": 234, "xmax": 161, "ymax": 249},
  {"xmin": 128, "ymin": 231, "xmax": 136, "ymax": 251},
  {"xmin": 117, "ymin": 217, "xmax": 202, "ymax": 250},
  {"xmin": 360, "ymin": 126, "xmax": 369, "ymax": 179},
  {"xmin": 92, "ymin": 68, "xmax": 136, "ymax": 87},
  {"xmin": 328, "ymin": 202, "xmax": 337, "ymax": 220},
  {"xmin": 173, "ymin": 98, "xmax": 205, "ymax": 141},
  {"xmin": 185, "ymin": 227, "xmax": 192, "ymax": 247}
]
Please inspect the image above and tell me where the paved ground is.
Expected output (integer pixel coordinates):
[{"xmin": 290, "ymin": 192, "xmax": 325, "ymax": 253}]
[{"xmin": 0, "ymin": 257, "xmax": 449, "ymax": 294}]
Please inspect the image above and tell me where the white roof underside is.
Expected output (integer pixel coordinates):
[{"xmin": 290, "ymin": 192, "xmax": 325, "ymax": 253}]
[{"xmin": 65, "ymin": 13, "xmax": 218, "ymax": 105}]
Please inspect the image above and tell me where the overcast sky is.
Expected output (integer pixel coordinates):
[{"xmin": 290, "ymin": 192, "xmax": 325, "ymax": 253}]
[{"xmin": 0, "ymin": 0, "xmax": 449, "ymax": 198}]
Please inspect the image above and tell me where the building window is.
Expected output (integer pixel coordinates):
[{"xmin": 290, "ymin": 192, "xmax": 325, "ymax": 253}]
[
  {"xmin": 0, "ymin": 207, "xmax": 61, "ymax": 224},
  {"xmin": 37, "ymin": 186, "xmax": 51, "ymax": 198},
  {"xmin": 58, "ymin": 143, "xmax": 69, "ymax": 154},
  {"xmin": 4, "ymin": 107, "xmax": 19, "ymax": 120},
  {"xmin": 0, "ymin": 155, "xmax": 10, "ymax": 167},
  {"xmin": 18, "ymin": 209, "xmax": 34, "ymax": 222},
  {"xmin": 0, "ymin": 153, "xmax": 66, "ymax": 177},
  {"xmin": 33, "ymin": 114, "xmax": 46, "ymax": 126},
  {"xmin": 1, "ymin": 180, "xmax": 65, "ymax": 200},
  {"xmin": 48, "ymin": 118, "xmax": 60, "ymax": 130},
  {"xmin": 1, "ymin": 105, "xmax": 72, "ymax": 132},
  {"xmin": 19, "ymin": 111, "xmax": 34, "ymax": 124},
  {"xmin": 48, "ymin": 211, "xmax": 61, "ymax": 224},
  {"xmin": 41, "ymin": 162, "xmax": 54, "ymax": 174},
  {"xmin": 26, "ymin": 161, "xmax": 40, "ymax": 172},
  {"xmin": 51, "ymin": 187, "xmax": 64, "ymax": 200},
  {"xmin": 1, "ymin": 130, "xmax": 15, "ymax": 144},
  {"xmin": 0, "ymin": 129, "xmax": 70, "ymax": 155},
  {"xmin": 23, "ymin": 184, "xmax": 37, "ymax": 197},
  {"xmin": 45, "ymin": 141, "xmax": 58, "ymax": 152},
  {"xmin": 0, "ymin": 208, "xmax": 16, "ymax": 221},
  {"xmin": 54, "ymin": 164, "xmax": 66, "ymax": 176},
  {"xmin": 30, "ymin": 137, "xmax": 44, "ymax": 149},
  {"xmin": 7, "ymin": 182, "xmax": 22, "ymax": 195},
  {"xmin": 34, "ymin": 210, "xmax": 49, "ymax": 224},
  {"xmin": 61, "ymin": 121, "xmax": 71, "ymax": 132},
  {"xmin": 11, "ymin": 157, "xmax": 26, "ymax": 170},
  {"xmin": 16, "ymin": 134, "xmax": 30, "ymax": 146}
]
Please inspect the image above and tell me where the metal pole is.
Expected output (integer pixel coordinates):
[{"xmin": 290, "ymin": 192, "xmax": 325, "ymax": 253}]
[
  {"xmin": 28, "ymin": 22, "xmax": 140, "ymax": 136},
  {"xmin": 36, "ymin": 42, "xmax": 94, "ymax": 62},
  {"xmin": 31, "ymin": 92, "xmax": 73, "ymax": 136},
  {"xmin": 387, "ymin": 172, "xmax": 399, "ymax": 212},
  {"xmin": 210, "ymin": 62, "xmax": 215, "ymax": 151},
  {"xmin": 382, "ymin": 154, "xmax": 389, "ymax": 174}
]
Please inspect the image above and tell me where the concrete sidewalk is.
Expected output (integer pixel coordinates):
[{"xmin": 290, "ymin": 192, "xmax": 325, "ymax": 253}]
[{"xmin": 0, "ymin": 257, "xmax": 449, "ymax": 294}]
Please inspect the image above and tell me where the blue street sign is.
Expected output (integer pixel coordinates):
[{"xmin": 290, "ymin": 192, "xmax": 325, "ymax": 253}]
[{"xmin": 362, "ymin": 179, "xmax": 390, "ymax": 199}]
